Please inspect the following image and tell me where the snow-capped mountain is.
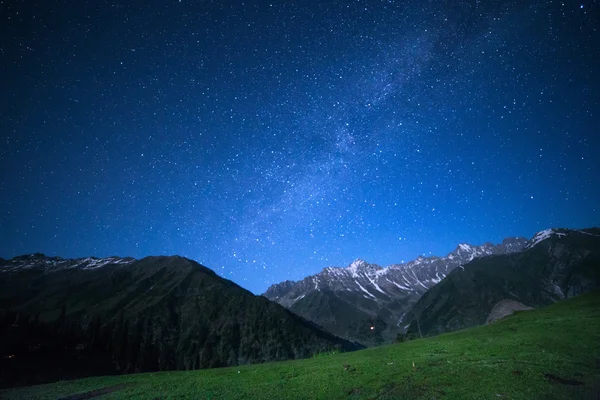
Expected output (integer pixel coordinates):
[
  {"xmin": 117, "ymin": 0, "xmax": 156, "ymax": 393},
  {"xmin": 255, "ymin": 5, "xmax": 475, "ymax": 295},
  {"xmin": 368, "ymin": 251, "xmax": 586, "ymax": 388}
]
[
  {"xmin": 263, "ymin": 236, "xmax": 528, "ymax": 346},
  {"xmin": 402, "ymin": 227, "xmax": 600, "ymax": 338},
  {"xmin": 521, "ymin": 227, "xmax": 600, "ymax": 250},
  {"xmin": 0, "ymin": 253, "xmax": 135, "ymax": 273},
  {"xmin": 265, "ymin": 237, "xmax": 527, "ymax": 306}
]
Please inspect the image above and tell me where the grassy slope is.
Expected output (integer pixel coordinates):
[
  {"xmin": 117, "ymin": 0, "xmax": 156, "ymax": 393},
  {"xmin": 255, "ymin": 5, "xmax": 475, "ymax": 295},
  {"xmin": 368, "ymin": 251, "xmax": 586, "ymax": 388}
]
[{"xmin": 3, "ymin": 292, "xmax": 600, "ymax": 400}]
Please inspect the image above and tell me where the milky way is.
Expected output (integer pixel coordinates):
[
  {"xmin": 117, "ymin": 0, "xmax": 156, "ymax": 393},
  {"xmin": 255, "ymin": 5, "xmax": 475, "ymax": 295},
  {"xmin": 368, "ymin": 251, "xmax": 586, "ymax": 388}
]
[{"xmin": 1, "ymin": 1, "xmax": 599, "ymax": 293}]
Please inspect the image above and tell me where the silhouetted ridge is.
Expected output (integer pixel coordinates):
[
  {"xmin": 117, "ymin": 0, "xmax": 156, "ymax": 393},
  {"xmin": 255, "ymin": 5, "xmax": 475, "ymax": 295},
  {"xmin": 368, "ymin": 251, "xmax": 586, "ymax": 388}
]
[{"xmin": 0, "ymin": 255, "xmax": 360, "ymax": 388}]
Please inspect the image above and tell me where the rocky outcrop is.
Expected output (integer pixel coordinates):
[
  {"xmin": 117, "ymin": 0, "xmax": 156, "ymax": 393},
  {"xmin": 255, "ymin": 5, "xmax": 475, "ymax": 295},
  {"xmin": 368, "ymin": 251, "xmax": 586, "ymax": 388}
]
[{"xmin": 486, "ymin": 299, "xmax": 533, "ymax": 323}]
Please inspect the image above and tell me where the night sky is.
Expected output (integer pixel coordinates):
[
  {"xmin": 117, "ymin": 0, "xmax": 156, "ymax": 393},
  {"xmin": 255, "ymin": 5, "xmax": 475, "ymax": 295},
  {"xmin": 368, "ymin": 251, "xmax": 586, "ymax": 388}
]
[{"xmin": 1, "ymin": 1, "xmax": 599, "ymax": 294}]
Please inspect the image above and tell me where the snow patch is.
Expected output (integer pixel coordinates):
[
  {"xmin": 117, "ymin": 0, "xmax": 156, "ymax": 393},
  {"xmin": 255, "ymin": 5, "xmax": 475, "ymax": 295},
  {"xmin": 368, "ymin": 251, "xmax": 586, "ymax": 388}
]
[
  {"xmin": 366, "ymin": 275, "xmax": 387, "ymax": 295},
  {"xmin": 355, "ymin": 280, "xmax": 377, "ymax": 298},
  {"xmin": 292, "ymin": 294, "xmax": 306, "ymax": 303},
  {"xmin": 386, "ymin": 278, "xmax": 411, "ymax": 291},
  {"xmin": 82, "ymin": 257, "xmax": 123, "ymax": 270},
  {"xmin": 551, "ymin": 283, "xmax": 565, "ymax": 299},
  {"xmin": 526, "ymin": 229, "xmax": 556, "ymax": 249},
  {"xmin": 410, "ymin": 269, "xmax": 428, "ymax": 289},
  {"xmin": 575, "ymin": 229, "xmax": 600, "ymax": 237},
  {"xmin": 2, "ymin": 256, "xmax": 134, "ymax": 273},
  {"xmin": 396, "ymin": 312, "xmax": 406, "ymax": 327}
]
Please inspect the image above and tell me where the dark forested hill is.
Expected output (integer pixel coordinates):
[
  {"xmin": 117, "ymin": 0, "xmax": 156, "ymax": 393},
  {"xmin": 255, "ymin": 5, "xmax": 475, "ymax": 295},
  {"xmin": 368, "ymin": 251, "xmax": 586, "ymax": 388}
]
[
  {"xmin": 401, "ymin": 228, "xmax": 600, "ymax": 338},
  {"xmin": 0, "ymin": 254, "xmax": 360, "ymax": 388}
]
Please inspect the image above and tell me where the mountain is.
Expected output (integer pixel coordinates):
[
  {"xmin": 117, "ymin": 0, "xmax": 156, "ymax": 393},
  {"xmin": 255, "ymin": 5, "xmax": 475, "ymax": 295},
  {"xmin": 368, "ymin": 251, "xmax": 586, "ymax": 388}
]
[
  {"xmin": 264, "ymin": 237, "xmax": 527, "ymax": 346},
  {"xmin": 0, "ymin": 254, "xmax": 360, "ymax": 388},
  {"xmin": 402, "ymin": 228, "xmax": 600, "ymax": 338}
]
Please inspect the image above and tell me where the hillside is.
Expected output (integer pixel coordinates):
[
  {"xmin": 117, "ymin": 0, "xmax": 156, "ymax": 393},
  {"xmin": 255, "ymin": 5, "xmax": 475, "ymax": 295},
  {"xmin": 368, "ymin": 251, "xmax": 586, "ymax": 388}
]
[
  {"xmin": 2, "ymin": 291, "xmax": 599, "ymax": 399},
  {"xmin": 0, "ymin": 254, "xmax": 359, "ymax": 388},
  {"xmin": 402, "ymin": 228, "xmax": 600, "ymax": 338}
]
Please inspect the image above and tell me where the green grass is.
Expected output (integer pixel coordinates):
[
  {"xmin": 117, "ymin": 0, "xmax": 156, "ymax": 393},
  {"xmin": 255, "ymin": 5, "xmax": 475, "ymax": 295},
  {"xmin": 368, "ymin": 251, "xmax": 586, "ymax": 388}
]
[{"xmin": 3, "ymin": 292, "xmax": 600, "ymax": 400}]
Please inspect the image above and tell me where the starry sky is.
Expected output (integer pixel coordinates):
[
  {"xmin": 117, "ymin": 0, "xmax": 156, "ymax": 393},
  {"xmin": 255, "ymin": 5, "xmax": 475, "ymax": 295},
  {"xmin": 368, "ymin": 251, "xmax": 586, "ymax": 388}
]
[{"xmin": 1, "ymin": 0, "xmax": 599, "ymax": 294}]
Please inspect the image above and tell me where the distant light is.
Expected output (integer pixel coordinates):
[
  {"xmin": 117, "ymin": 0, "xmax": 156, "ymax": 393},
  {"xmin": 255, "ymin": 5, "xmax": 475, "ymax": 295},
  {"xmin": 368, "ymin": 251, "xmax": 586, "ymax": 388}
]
[
  {"xmin": 370, "ymin": 326, "xmax": 375, "ymax": 330},
  {"xmin": 580, "ymin": 4, "xmax": 584, "ymax": 9}
]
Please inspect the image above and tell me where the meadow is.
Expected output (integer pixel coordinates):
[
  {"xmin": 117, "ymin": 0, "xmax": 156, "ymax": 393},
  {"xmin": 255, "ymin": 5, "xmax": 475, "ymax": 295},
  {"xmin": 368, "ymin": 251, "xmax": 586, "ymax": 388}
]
[{"xmin": 2, "ymin": 292, "xmax": 599, "ymax": 399}]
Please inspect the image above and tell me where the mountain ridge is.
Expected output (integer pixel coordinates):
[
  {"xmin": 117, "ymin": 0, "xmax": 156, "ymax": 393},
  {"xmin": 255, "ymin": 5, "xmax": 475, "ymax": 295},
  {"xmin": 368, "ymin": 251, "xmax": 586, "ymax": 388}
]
[
  {"xmin": 0, "ymin": 255, "xmax": 360, "ymax": 388},
  {"xmin": 401, "ymin": 227, "xmax": 600, "ymax": 338},
  {"xmin": 264, "ymin": 234, "xmax": 529, "ymax": 345}
]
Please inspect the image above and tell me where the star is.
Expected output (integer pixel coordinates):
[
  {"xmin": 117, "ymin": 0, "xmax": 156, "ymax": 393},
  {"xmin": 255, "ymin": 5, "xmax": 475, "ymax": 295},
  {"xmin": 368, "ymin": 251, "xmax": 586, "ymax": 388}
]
[{"xmin": 1, "ymin": 0, "xmax": 598, "ymax": 294}]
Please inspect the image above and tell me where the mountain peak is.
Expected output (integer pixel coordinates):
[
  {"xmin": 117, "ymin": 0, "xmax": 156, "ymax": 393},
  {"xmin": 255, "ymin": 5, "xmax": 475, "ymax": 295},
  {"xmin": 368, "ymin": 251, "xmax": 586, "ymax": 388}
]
[
  {"xmin": 349, "ymin": 258, "xmax": 367, "ymax": 268},
  {"xmin": 346, "ymin": 259, "xmax": 383, "ymax": 277},
  {"xmin": 525, "ymin": 228, "xmax": 567, "ymax": 249},
  {"xmin": 347, "ymin": 259, "xmax": 367, "ymax": 277},
  {"xmin": 451, "ymin": 243, "xmax": 478, "ymax": 261},
  {"xmin": 456, "ymin": 243, "xmax": 473, "ymax": 252}
]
